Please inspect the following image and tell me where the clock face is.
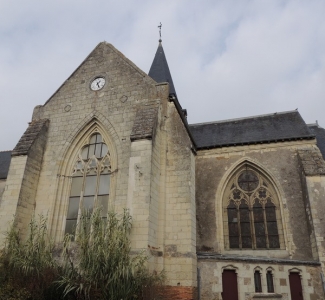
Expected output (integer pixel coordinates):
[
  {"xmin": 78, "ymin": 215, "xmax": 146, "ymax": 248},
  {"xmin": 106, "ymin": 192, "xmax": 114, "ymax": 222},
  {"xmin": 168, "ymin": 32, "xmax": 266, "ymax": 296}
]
[{"xmin": 90, "ymin": 77, "xmax": 106, "ymax": 91}]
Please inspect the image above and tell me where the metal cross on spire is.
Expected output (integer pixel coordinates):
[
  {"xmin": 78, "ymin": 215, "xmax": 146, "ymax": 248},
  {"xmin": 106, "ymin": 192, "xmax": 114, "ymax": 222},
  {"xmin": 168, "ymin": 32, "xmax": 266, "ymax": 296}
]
[{"xmin": 158, "ymin": 22, "xmax": 162, "ymax": 42}]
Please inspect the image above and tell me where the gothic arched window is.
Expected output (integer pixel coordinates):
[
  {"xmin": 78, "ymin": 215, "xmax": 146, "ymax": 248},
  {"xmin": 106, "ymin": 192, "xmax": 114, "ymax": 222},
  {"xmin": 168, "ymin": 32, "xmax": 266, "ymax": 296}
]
[
  {"xmin": 65, "ymin": 133, "xmax": 111, "ymax": 237},
  {"xmin": 224, "ymin": 166, "xmax": 282, "ymax": 250}
]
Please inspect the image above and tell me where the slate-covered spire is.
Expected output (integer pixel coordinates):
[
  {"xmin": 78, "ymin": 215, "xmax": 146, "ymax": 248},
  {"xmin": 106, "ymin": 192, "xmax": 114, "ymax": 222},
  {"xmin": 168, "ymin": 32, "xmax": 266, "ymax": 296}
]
[{"xmin": 148, "ymin": 40, "xmax": 177, "ymax": 96}]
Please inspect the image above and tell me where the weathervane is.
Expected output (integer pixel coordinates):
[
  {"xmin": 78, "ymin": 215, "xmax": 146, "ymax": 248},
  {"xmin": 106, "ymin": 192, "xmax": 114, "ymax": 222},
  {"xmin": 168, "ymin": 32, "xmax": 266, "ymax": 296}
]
[{"xmin": 158, "ymin": 22, "xmax": 162, "ymax": 42}]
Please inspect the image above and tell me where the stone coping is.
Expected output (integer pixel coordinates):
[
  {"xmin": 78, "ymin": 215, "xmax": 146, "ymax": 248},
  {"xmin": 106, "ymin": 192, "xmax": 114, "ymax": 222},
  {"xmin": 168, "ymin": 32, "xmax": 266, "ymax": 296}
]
[{"xmin": 197, "ymin": 252, "xmax": 321, "ymax": 266}]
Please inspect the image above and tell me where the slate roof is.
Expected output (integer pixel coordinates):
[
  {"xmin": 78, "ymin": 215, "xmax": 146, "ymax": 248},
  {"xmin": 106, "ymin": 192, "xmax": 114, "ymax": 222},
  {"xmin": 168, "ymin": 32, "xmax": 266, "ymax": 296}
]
[
  {"xmin": 0, "ymin": 151, "xmax": 12, "ymax": 179},
  {"xmin": 130, "ymin": 105, "xmax": 158, "ymax": 141},
  {"xmin": 308, "ymin": 124, "xmax": 325, "ymax": 160},
  {"xmin": 12, "ymin": 119, "xmax": 49, "ymax": 156},
  {"xmin": 148, "ymin": 41, "xmax": 177, "ymax": 96},
  {"xmin": 189, "ymin": 111, "xmax": 315, "ymax": 149}
]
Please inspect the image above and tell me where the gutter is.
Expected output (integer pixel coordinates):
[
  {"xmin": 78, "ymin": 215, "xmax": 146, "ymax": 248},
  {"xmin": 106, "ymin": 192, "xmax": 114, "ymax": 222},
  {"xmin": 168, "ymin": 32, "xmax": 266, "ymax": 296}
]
[{"xmin": 196, "ymin": 135, "xmax": 316, "ymax": 151}]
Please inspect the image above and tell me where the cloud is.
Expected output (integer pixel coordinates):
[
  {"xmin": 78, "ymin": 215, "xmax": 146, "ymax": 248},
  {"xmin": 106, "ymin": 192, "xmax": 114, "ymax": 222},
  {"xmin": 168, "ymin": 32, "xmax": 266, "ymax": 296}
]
[{"xmin": 0, "ymin": 0, "xmax": 325, "ymax": 149}]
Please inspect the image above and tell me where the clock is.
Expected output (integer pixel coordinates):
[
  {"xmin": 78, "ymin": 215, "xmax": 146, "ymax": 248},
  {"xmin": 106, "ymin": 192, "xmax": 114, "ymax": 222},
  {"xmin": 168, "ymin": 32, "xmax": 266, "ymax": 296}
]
[{"xmin": 90, "ymin": 77, "xmax": 106, "ymax": 91}]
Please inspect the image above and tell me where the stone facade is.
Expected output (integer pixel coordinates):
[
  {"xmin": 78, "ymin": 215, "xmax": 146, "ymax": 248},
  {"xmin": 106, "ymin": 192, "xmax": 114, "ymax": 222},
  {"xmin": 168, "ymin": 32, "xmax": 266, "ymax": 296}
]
[
  {"xmin": 0, "ymin": 41, "xmax": 325, "ymax": 299},
  {"xmin": 198, "ymin": 258, "xmax": 323, "ymax": 300}
]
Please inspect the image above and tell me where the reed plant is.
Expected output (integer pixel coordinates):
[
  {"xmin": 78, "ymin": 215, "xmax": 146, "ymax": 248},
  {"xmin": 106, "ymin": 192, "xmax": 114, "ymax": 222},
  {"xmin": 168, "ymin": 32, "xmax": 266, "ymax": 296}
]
[
  {"xmin": 58, "ymin": 208, "xmax": 163, "ymax": 299},
  {"xmin": 0, "ymin": 209, "xmax": 163, "ymax": 299},
  {"xmin": 0, "ymin": 215, "xmax": 59, "ymax": 300}
]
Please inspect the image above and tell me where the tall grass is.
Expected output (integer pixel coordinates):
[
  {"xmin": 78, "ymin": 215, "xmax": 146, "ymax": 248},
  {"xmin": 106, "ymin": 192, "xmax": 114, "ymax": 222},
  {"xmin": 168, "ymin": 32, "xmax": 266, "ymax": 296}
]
[
  {"xmin": 0, "ymin": 215, "xmax": 59, "ymax": 300},
  {"xmin": 0, "ymin": 209, "xmax": 163, "ymax": 300},
  {"xmin": 58, "ymin": 208, "xmax": 163, "ymax": 300}
]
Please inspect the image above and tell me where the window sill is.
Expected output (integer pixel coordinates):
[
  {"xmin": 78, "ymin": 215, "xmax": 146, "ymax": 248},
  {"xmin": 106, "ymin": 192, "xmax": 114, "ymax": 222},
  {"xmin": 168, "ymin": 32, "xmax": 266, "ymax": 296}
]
[{"xmin": 252, "ymin": 293, "xmax": 282, "ymax": 299}]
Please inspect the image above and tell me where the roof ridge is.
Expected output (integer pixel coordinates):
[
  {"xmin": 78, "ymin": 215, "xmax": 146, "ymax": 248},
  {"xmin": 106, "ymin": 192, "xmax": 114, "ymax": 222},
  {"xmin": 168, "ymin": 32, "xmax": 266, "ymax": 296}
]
[
  {"xmin": 189, "ymin": 110, "xmax": 300, "ymax": 127},
  {"xmin": 307, "ymin": 122, "xmax": 324, "ymax": 129}
]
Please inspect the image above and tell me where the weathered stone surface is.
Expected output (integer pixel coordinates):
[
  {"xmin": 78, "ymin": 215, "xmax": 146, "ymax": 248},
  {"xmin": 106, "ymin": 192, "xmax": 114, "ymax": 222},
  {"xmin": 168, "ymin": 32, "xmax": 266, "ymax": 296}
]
[
  {"xmin": 198, "ymin": 260, "xmax": 323, "ymax": 300},
  {"xmin": 130, "ymin": 104, "xmax": 158, "ymax": 141},
  {"xmin": 12, "ymin": 119, "xmax": 49, "ymax": 156},
  {"xmin": 0, "ymin": 42, "xmax": 198, "ymax": 295},
  {"xmin": 196, "ymin": 143, "xmax": 315, "ymax": 260},
  {"xmin": 298, "ymin": 148, "xmax": 325, "ymax": 176}
]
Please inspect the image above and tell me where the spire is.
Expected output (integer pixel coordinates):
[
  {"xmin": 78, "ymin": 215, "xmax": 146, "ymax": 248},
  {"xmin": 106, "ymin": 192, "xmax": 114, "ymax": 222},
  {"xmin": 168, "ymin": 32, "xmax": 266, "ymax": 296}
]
[{"xmin": 148, "ymin": 24, "xmax": 177, "ymax": 96}]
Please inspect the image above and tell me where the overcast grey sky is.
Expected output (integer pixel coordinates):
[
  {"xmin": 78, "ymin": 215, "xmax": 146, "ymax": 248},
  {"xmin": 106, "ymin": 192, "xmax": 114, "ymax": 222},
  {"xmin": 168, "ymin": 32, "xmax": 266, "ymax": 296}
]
[{"xmin": 1, "ymin": 0, "xmax": 324, "ymax": 150}]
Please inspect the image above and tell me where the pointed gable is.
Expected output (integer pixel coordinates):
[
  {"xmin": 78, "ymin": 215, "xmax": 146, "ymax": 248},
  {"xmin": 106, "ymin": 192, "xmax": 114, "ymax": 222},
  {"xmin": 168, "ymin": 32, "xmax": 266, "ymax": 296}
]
[
  {"xmin": 43, "ymin": 42, "xmax": 157, "ymax": 107},
  {"xmin": 148, "ymin": 41, "xmax": 177, "ymax": 96}
]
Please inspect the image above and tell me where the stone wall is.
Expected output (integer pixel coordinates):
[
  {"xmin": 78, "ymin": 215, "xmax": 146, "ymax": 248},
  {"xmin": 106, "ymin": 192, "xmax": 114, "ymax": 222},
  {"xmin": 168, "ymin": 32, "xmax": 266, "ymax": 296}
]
[
  {"xmin": 198, "ymin": 258, "xmax": 323, "ymax": 300},
  {"xmin": 24, "ymin": 43, "xmax": 166, "ymax": 244},
  {"xmin": 195, "ymin": 140, "xmax": 317, "ymax": 261},
  {"xmin": 161, "ymin": 99, "xmax": 197, "ymax": 287},
  {"xmin": 0, "ymin": 179, "xmax": 5, "ymax": 201},
  {"xmin": 0, "ymin": 42, "xmax": 197, "ymax": 297},
  {"xmin": 0, "ymin": 120, "xmax": 48, "ymax": 242},
  {"xmin": 298, "ymin": 148, "xmax": 325, "ymax": 275}
]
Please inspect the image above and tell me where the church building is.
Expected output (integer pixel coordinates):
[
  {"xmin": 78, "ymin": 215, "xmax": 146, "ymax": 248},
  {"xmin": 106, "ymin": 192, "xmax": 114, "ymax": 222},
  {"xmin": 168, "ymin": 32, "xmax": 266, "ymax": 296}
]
[{"xmin": 1, "ymin": 39, "xmax": 325, "ymax": 300}]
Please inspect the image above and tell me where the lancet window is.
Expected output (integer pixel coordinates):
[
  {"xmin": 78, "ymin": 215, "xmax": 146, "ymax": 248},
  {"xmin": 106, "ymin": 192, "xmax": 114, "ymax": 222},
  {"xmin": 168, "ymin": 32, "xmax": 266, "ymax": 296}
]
[
  {"xmin": 65, "ymin": 133, "xmax": 111, "ymax": 237},
  {"xmin": 225, "ymin": 166, "xmax": 281, "ymax": 250}
]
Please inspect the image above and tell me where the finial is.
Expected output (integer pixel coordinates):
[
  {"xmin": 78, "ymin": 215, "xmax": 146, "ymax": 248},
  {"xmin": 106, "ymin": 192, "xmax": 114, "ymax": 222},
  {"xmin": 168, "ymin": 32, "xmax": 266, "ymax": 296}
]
[{"xmin": 158, "ymin": 22, "xmax": 162, "ymax": 42}]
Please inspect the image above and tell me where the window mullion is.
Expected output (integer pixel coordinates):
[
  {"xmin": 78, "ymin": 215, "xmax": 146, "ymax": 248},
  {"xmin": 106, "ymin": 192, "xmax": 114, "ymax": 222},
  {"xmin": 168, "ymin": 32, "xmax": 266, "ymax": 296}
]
[
  {"xmin": 237, "ymin": 206, "xmax": 242, "ymax": 249},
  {"xmin": 263, "ymin": 205, "xmax": 269, "ymax": 249},
  {"xmin": 249, "ymin": 206, "xmax": 256, "ymax": 249},
  {"xmin": 93, "ymin": 163, "xmax": 101, "ymax": 210},
  {"xmin": 75, "ymin": 171, "xmax": 86, "ymax": 240}
]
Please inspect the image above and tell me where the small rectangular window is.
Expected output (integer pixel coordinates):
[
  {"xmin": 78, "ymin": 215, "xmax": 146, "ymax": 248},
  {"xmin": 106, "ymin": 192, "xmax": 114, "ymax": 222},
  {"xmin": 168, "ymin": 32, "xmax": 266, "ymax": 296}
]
[
  {"xmin": 254, "ymin": 271, "xmax": 262, "ymax": 293},
  {"xmin": 70, "ymin": 177, "xmax": 83, "ymax": 197},
  {"xmin": 84, "ymin": 175, "xmax": 97, "ymax": 196},
  {"xmin": 95, "ymin": 144, "xmax": 101, "ymax": 158},
  {"xmin": 98, "ymin": 174, "xmax": 110, "ymax": 195},
  {"xmin": 65, "ymin": 219, "xmax": 77, "ymax": 238},
  {"xmin": 267, "ymin": 271, "xmax": 274, "ymax": 293},
  {"xmin": 67, "ymin": 197, "xmax": 80, "ymax": 219},
  {"xmin": 98, "ymin": 195, "xmax": 109, "ymax": 217},
  {"xmin": 83, "ymin": 196, "xmax": 94, "ymax": 214}
]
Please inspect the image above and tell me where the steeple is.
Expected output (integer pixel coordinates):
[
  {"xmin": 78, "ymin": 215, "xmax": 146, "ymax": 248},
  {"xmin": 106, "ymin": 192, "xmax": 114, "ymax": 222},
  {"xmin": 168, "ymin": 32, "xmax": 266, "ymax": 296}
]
[{"xmin": 148, "ymin": 39, "xmax": 177, "ymax": 96}]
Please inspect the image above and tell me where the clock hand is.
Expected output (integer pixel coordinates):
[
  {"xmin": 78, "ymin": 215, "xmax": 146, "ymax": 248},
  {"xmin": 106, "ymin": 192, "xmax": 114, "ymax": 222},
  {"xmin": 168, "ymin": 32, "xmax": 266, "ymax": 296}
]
[{"xmin": 97, "ymin": 82, "xmax": 100, "ymax": 88}]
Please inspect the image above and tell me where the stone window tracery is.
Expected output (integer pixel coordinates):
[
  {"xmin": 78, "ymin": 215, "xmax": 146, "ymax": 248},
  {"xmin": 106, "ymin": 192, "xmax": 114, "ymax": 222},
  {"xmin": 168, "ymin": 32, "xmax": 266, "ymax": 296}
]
[
  {"xmin": 224, "ymin": 166, "xmax": 282, "ymax": 250},
  {"xmin": 65, "ymin": 133, "xmax": 111, "ymax": 238}
]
